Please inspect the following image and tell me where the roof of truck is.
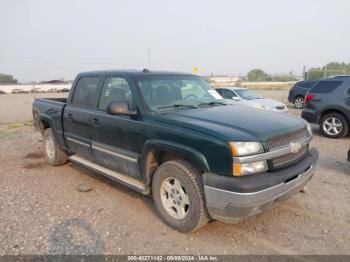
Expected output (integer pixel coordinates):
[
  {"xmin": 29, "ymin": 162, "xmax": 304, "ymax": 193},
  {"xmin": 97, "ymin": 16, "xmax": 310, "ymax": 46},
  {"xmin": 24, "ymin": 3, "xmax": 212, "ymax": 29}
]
[{"xmin": 78, "ymin": 69, "xmax": 195, "ymax": 77}]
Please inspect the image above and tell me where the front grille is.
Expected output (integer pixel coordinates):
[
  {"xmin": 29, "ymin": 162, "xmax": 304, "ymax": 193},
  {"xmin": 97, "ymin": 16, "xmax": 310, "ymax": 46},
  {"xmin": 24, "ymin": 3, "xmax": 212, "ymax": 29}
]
[
  {"xmin": 272, "ymin": 146, "xmax": 307, "ymax": 167},
  {"xmin": 267, "ymin": 128, "xmax": 309, "ymax": 168},
  {"xmin": 275, "ymin": 105, "xmax": 285, "ymax": 110},
  {"xmin": 267, "ymin": 128, "xmax": 308, "ymax": 151}
]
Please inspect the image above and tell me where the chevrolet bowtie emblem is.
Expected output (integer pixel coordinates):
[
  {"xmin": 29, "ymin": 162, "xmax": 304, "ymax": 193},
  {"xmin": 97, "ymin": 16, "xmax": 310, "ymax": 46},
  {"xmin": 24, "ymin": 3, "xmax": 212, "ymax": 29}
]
[{"xmin": 290, "ymin": 142, "xmax": 302, "ymax": 154}]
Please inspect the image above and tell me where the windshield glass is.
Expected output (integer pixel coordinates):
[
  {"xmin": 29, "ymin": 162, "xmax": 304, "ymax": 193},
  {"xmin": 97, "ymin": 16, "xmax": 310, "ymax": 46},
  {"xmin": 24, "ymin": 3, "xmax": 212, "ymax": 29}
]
[
  {"xmin": 235, "ymin": 89, "xmax": 262, "ymax": 100},
  {"xmin": 137, "ymin": 75, "xmax": 224, "ymax": 111}
]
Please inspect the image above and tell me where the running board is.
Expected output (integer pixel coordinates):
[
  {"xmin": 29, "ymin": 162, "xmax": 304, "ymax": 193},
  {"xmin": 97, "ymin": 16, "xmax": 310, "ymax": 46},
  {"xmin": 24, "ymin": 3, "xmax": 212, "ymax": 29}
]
[{"xmin": 69, "ymin": 155, "xmax": 148, "ymax": 194}]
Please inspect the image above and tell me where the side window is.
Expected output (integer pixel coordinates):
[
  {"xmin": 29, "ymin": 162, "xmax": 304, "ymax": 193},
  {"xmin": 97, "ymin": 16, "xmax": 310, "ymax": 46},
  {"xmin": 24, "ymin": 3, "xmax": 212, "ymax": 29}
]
[
  {"xmin": 216, "ymin": 89, "xmax": 223, "ymax": 95},
  {"xmin": 98, "ymin": 77, "xmax": 134, "ymax": 110},
  {"xmin": 71, "ymin": 76, "xmax": 99, "ymax": 108},
  {"xmin": 221, "ymin": 89, "xmax": 234, "ymax": 99},
  {"xmin": 312, "ymin": 81, "xmax": 343, "ymax": 94}
]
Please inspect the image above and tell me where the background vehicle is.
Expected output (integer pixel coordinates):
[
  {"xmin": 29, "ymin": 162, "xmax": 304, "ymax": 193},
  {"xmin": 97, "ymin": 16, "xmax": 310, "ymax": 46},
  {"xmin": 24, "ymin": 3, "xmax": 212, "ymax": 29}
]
[
  {"xmin": 302, "ymin": 76, "xmax": 350, "ymax": 138},
  {"xmin": 288, "ymin": 80, "xmax": 317, "ymax": 109},
  {"xmin": 12, "ymin": 88, "xmax": 29, "ymax": 94},
  {"xmin": 33, "ymin": 70, "xmax": 318, "ymax": 232},
  {"xmin": 216, "ymin": 87, "xmax": 288, "ymax": 113}
]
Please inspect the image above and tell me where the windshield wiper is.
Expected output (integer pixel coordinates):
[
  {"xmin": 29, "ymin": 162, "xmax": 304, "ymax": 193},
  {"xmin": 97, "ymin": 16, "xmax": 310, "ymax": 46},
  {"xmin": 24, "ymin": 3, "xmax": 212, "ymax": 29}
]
[
  {"xmin": 157, "ymin": 104, "xmax": 198, "ymax": 110},
  {"xmin": 198, "ymin": 101, "xmax": 227, "ymax": 107}
]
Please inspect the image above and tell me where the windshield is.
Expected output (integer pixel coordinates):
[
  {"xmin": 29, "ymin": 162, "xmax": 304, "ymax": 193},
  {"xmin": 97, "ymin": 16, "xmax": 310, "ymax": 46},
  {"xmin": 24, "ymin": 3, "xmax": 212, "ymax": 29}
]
[
  {"xmin": 235, "ymin": 89, "xmax": 262, "ymax": 100},
  {"xmin": 137, "ymin": 75, "xmax": 224, "ymax": 111}
]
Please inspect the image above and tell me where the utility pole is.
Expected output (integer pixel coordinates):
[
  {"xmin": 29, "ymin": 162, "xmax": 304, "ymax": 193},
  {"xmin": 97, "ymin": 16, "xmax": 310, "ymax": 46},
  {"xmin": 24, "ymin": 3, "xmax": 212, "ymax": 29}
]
[{"xmin": 147, "ymin": 48, "xmax": 151, "ymax": 69}]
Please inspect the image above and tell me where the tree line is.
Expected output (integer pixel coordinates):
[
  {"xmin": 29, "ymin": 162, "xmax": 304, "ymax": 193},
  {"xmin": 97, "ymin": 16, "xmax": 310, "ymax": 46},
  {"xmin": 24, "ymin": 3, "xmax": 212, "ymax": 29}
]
[
  {"xmin": 245, "ymin": 69, "xmax": 298, "ymax": 82},
  {"xmin": 0, "ymin": 73, "xmax": 17, "ymax": 84},
  {"xmin": 245, "ymin": 62, "xmax": 350, "ymax": 82}
]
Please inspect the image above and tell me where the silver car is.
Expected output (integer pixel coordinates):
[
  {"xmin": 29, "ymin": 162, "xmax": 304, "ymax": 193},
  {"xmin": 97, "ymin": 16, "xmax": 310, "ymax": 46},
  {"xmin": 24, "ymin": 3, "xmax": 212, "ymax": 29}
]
[{"xmin": 216, "ymin": 87, "xmax": 288, "ymax": 113}]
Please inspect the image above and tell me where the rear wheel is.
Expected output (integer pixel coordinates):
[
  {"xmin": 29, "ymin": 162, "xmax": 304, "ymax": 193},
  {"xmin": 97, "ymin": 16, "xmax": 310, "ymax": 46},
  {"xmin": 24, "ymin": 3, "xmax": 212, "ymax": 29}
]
[
  {"xmin": 320, "ymin": 113, "xmax": 349, "ymax": 138},
  {"xmin": 43, "ymin": 128, "xmax": 68, "ymax": 165},
  {"xmin": 294, "ymin": 96, "xmax": 304, "ymax": 109},
  {"xmin": 152, "ymin": 160, "xmax": 209, "ymax": 233}
]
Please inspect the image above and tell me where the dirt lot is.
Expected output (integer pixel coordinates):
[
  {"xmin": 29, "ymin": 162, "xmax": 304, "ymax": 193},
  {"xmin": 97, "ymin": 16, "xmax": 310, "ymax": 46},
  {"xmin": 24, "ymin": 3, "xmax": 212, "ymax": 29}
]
[{"xmin": 0, "ymin": 94, "xmax": 349, "ymax": 255}]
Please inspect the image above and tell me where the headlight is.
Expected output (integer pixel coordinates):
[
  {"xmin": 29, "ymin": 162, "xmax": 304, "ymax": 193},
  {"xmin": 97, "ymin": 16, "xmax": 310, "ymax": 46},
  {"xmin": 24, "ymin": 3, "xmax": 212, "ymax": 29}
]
[
  {"xmin": 229, "ymin": 142, "xmax": 264, "ymax": 156},
  {"xmin": 233, "ymin": 161, "xmax": 268, "ymax": 176},
  {"xmin": 306, "ymin": 123, "xmax": 313, "ymax": 136}
]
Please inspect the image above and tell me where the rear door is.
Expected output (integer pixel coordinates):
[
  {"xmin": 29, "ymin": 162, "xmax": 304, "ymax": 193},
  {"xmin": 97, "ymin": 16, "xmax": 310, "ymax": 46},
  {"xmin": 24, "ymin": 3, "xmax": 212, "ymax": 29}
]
[
  {"xmin": 90, "ymin": 75, "xmax": 144, "ymax": 178},
  {"xmin": 63, "ymin": 76, "xmax": 100, "ymax": 159}
]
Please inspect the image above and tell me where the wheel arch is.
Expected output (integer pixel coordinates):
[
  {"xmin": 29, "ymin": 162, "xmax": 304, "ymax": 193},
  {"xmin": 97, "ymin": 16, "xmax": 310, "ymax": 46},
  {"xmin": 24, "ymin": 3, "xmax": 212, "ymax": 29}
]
[
  {"xmin": 141, "ymin": 139, "xmax": 210, "ymax": 187},
  {"xmin": 320, "ymin": 108, "xmax": 350, "ymax": 124},
  {"xmin": 38, "ymin": 115, "xmax": 54, "ymax": 133}
]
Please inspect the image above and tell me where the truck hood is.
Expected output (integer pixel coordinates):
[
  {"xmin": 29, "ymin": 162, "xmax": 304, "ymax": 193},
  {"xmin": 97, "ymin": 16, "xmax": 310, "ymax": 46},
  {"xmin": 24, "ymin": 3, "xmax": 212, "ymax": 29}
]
[{"xmin": 154, "ymin": 105, "xmax": 306, "ymax": 141}]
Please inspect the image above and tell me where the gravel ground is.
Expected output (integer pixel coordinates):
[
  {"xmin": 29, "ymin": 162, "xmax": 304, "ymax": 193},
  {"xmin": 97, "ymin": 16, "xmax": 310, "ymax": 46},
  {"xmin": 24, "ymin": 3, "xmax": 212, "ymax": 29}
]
[{"xmin": 0, "ymin": 108, "xmax": 349, "ymax": 255}]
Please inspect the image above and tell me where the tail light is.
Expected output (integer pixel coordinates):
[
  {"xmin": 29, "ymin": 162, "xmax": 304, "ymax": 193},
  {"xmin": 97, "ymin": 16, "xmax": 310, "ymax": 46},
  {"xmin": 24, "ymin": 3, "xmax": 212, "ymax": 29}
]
[{"xmin": 304, "ymin": 93, "xmax": 315, "ymax": 105}]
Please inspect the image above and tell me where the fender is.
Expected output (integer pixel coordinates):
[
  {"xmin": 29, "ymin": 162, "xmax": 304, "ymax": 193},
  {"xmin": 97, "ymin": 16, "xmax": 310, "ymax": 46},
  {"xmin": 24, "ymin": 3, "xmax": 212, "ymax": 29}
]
[
  {"xmin": 320, "ymin": 105, "xmax": 350, "ymax": 123},
  {"xmin": 141, "ymin": 139, "xmax": 210, "ymax": 184},
  {"xmin": 38, "ymin": 114, "xmax": 68, "ymax": 150}
]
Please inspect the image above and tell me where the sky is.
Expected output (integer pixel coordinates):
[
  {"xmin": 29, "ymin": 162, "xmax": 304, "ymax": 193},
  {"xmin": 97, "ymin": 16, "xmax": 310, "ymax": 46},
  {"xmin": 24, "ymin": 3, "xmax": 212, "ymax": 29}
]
[{"xmin": 0, "ymin": 0, "xmax": 349, "ymax": 82}]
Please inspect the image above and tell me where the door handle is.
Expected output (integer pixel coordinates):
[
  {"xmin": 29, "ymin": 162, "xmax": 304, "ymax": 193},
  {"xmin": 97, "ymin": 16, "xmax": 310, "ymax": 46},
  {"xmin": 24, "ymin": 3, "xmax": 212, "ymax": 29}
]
[
  {"xmin": 92, "ymin": 118, "xmax": 99, "ymax": 126},
  {"xmin": 67, "ymin": 113, "xmax": 73, "ymax": 120}
]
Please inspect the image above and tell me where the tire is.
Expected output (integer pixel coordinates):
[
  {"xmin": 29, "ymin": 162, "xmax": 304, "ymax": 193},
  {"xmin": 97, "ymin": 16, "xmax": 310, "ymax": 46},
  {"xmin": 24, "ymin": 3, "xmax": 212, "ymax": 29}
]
[
  {"xmin": 320, "ymin": 113, "xmax": 349, "ymax": 138},
  {"xmin": 294, "ymin": 96, "xmax": 304, "ymax": 109},
  {"xmin": 42, "ymin": 128, "xmax": 68, "ymax": 166},
  {"xmin": 152, "ymin": 160, "xmax": 209, "ymax": 233}
]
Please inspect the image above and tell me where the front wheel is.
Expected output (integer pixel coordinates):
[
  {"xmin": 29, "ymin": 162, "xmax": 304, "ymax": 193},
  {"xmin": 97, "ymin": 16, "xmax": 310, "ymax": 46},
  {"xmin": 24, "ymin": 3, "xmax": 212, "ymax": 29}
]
[
  {"xmin": 294, "ymin": 97, "xmax": 304, "ymax": 109},
  {"xmin": 152, "ymin": 160, "xmax": 209, "ymax": 233},
  {"xmin": 320, "ymin": 113, "xmax": 349, "ymax": 138},
  {"xmin": 43, "ymin": 128, "xmax": 68, "ymax": 165}
]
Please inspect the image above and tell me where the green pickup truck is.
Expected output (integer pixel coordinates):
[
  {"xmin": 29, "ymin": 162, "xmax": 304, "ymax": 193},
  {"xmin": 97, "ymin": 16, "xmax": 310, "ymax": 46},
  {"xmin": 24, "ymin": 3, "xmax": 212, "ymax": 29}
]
[{"xmin": 33, "ymin": 70, "xmax": 319, "ymax": 232}]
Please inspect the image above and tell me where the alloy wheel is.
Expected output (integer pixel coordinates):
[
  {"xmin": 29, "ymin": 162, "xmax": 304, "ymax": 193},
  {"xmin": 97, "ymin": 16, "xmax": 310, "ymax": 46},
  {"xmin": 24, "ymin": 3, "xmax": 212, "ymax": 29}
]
[
  {"xmin": 323, "ymin": 117, "xmax": 343, "ymax": 136},
  {"xmin": 160, "ymin": 177, "xmax": 190, "ymax": 219}
]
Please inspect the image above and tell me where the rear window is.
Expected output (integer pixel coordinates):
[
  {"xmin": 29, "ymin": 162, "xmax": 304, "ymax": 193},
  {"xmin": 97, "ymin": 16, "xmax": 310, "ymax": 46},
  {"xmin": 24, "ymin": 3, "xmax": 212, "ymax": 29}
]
[
  {"xmin": 71, "ymin": 76, "xmax": 99, "ymax": 107},
  {"xmin": 311, "ymin": 81, "xmax": 342, "ymax": 94},
  {"xmin": 297, "ymin": 81, "xmax": 316, "ymax": 89}
]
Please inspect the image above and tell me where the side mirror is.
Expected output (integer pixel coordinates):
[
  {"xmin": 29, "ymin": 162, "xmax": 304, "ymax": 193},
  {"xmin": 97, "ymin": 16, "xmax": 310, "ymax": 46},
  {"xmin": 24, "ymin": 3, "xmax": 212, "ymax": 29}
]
[{"xmin": 107, "ymin": 101, "xmax": 137, "ymax": 116}]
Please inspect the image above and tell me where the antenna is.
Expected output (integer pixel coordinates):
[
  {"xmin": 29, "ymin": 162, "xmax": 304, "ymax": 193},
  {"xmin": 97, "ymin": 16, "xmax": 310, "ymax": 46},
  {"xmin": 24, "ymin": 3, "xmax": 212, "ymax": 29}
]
[{"xmin": 147, "ymin": 48, "xmax": 151, "ymax": 69}]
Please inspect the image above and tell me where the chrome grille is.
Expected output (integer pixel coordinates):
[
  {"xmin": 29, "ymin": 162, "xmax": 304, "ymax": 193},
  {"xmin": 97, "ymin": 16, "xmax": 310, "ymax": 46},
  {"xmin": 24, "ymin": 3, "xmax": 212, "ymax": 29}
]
[
  {"xmin": 275, "ymin": 105, "xmax": 285, "ymax": 110},
  {"xmin": 267, "ymin": 128, "xmax": 308, "ymax": 151},
  {"xmin": 272, "ymin": 146, "xmax": 307, "ymax": 167}
]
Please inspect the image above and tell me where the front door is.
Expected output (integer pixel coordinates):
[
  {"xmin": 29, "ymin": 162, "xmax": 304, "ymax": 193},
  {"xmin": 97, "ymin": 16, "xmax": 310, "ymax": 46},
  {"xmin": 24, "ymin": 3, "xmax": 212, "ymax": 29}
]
[{"xmin": 91, "ymin": 76, "xmax": 144, "ymax": 178}]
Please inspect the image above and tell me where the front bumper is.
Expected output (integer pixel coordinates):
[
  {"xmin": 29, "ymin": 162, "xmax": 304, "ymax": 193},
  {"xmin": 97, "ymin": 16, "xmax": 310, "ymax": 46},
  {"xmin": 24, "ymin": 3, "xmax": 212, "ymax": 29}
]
[{"xmin": 203, "ymin": 148, "xmax": 318, "ymax": 223}]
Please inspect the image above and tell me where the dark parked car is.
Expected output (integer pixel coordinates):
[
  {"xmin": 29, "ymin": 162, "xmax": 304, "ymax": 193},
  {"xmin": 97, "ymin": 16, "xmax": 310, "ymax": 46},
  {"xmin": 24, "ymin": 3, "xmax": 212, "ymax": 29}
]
[
  {"xmin": 302, "ymin": 76, "xmax": 350, "ymax": 138},
  {"xmin": 33, "ymin": 70, "xmax": 318, "ymax": 232},
  {"xmin": 288, "ymin": 80, "xmax": 317, "ymax": 109}
]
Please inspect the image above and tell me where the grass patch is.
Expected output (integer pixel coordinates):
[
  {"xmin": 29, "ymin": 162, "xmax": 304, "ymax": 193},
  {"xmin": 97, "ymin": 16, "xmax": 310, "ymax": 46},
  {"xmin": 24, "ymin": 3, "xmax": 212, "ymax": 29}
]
[
  {"xmin": 7, "ymin": 123, "xmax": 22, "ymax": 129},
  {"xmin": 0, "ymin": 121, "xmax": 34, "ymax": 141}
]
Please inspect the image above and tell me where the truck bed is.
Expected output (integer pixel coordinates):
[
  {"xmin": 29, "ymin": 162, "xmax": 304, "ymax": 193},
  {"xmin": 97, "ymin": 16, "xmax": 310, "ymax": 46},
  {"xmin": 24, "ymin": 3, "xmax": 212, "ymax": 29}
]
[
  {"xmin": 32, "ymin": 98, "xmax": 67, "ymax": 145},
  {"xmin": 36, "ymin": 97, "xmax": 68, "ymax": 103}
]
